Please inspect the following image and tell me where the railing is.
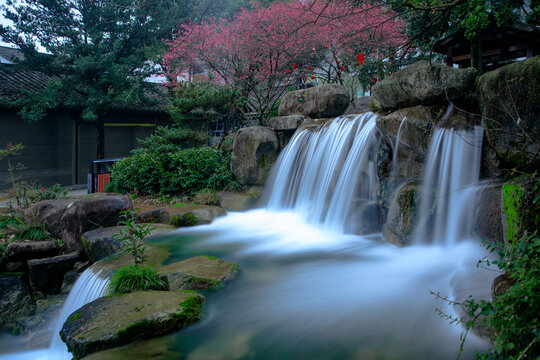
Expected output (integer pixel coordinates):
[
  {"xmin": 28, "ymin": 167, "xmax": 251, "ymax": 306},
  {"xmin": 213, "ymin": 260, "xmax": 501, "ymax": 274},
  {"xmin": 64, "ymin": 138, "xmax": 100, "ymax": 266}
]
[{"xmin": 87, "ymin": 158, "xmax": 122, "ymax": 194}]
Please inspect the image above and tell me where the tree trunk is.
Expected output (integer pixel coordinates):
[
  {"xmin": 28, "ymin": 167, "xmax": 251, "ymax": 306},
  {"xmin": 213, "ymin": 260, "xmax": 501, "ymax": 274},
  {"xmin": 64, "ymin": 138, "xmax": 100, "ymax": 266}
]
[
  {"xmin": 96, "ymin": 116, "xmax": 105, "ymax": 159},
  {"xmin": 470, "ymin": 32, "xmax": 483, "ymax": 75}
]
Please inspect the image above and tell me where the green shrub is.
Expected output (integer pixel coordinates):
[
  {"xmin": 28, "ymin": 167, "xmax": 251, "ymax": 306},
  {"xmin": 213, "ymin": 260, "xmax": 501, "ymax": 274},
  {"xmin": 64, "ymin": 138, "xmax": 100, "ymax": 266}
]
[
  {"xmin": 134, "ymin": 126, "xmax": 208, "ymax": 155},
  {"xmin": 34, "ymin": 184, "xmax": 69, "ymax": 201},
  {"xmin": 114, "ymin": 209, "xmax": 153, "ymax": 266},
  {"xmin": 12, "ymin": 223, "xmax": 50, "ymax": 241},
  {"xmin": 110, "ymin": 147, "xmax": 238, "ymax": 196},
  {"xmin": 0, "ymin": 213, "xmax": 23, "ymax": 229},
  {"xmin": 109, "ymin": 265, "xmax": 168, "ymax": 294}
]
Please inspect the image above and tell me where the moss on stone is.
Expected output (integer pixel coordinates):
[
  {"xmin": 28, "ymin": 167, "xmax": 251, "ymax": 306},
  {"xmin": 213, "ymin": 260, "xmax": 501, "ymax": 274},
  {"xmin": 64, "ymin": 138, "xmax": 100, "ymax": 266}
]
[
  {"xmin": 503, "ymin": 182, "xmax": 524, "ymax": 243},
  {"xmin": 68, "ymin": 311, "xmax": 82, "ymax": 323}
]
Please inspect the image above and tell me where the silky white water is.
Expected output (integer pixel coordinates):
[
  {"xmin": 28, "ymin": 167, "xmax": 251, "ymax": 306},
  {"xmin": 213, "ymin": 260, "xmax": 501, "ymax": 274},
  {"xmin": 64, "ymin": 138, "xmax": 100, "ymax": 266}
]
[
  {"xmin": 0, "ymin": 268, "xmax": 109, "ymax": 359},
  {"xmin": 0, "ymin": 112, "xmax": 496, "ymax": 359},
  {"xmin": 266, "ymin": 113, "xmax": 380, "ymax": 234},
  {"xmin": 415, "ymin": 124, "xmax": 484, "ymax": 245}
]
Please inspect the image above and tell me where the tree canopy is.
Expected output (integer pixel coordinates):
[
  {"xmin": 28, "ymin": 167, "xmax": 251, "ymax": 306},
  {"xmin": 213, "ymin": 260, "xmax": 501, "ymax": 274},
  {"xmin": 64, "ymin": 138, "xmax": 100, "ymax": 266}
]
[{"xmin": 0, "ymin": 0, "xmax": 249, "ymax": 158}]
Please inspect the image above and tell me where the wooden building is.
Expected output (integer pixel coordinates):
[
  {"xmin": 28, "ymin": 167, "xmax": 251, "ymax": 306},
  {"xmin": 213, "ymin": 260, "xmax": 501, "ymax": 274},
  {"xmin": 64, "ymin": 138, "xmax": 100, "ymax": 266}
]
[{"xmin": 434, "ymin": 25, "xmax": 540, "ymax": 72}]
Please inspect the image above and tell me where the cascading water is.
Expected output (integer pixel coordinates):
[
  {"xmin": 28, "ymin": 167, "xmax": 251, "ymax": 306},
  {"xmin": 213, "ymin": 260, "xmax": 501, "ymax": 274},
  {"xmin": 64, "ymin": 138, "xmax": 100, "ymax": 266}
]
[
  {"xmin": 414, "ymin": 123, "xmax": 484, "ymax": 245},
  {"xmin": 0, "ymin": 268, "xmax": 109, "ymax": 360},
  {"xmin": 266, "ymin": 112, "xmax": 380, "ymax": 233},
  {"xmin": 391, "ymin": 116, "xmax": 407, "ymax": 176},
  {"xmin": 1, "ymin": 112, "xmax": 496, "ymax": 360}
]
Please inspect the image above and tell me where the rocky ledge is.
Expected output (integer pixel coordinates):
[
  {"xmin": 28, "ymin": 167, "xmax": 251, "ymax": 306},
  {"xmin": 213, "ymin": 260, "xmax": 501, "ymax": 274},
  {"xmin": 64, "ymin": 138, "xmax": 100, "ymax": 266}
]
[
  {"xmin": 60, "ymin": 291, "xmax": 203, "ymax": 359},
  {"xmin": 161, "ymin": 255, "xmax": 239, "ymax": 290}
]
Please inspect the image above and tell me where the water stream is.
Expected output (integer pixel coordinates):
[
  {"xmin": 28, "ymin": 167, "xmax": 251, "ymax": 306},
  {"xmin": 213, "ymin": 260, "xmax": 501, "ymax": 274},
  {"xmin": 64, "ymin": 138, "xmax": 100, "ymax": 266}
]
[{"xmin": 0, "ymin": 112, "xmax": 496, "ymax": 359}]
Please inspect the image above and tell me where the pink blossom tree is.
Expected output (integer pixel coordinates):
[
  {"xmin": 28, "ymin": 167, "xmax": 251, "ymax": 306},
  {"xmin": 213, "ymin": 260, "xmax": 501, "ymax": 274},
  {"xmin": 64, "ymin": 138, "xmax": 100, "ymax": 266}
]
[{"xmin": 163, "ymin": 0, "xmax": 407, "ymax": 124}]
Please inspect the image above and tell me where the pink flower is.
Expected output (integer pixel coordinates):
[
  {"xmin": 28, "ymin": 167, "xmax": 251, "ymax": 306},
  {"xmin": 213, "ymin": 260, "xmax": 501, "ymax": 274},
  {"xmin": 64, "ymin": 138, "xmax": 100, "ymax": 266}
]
[{"xmin": 41, "ymin": 187, "xmax": 45, "ymax": 191}]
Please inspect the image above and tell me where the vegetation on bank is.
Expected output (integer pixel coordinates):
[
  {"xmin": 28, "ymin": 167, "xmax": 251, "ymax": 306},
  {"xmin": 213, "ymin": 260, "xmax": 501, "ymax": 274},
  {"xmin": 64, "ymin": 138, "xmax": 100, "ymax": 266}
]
[{"xmin": 109, "ymin": 210, "xmax": 168, "ymax": 294}]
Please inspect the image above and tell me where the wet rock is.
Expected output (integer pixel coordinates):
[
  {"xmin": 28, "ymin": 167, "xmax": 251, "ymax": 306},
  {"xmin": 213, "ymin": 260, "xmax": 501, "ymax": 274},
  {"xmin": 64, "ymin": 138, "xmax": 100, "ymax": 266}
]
[
  {"xmin": 218, "ymin": 187, "xmax": 263, "ymax": 212},
  {"xmin": 344, "ymin": 96, "xmax": 372, "ymax": 115},
  {"xmin": 161, "ymin": 206, "xmax": 226, "ymax": 227},
  {"xmin": 27, "ymin": 252, "xmax": 79, "ymax": 294},
  {"xmin": 60, "ymin": 195, "xmax": 133, "ymax": 253},
  {"xmin": 478, "ymin": 56, "xmax": 540, "ymax": 170},
  {"xmin": 4, "ymin": 240, "xmax": 59, "ymax": 263},
  {"xmin": 0, "ymin": 273, "xmax": 36, "ymax": 325},
  {"xmin": 268, "ymin": 115, "xmax": 304, "ymax": 149},
  {"xmin": 372, "ymin": 60, "xmax": 477, "ymax": 111},
  {"xmin": 24, "ymin": 199, "xmax": 73, "ymax": 238},
  {"xmin": 60, "ymin": 291, "xmax": 204, "ymax": 359},
  {"xmin": 231, "ymin": 126, "xmax": 279, "ymax": 186},
  {"xmin": 267, "ymin": 115, "xmax": 304, "ymax": 131},
  {"xmin": 61, "ymin": 269, "xmax": 80, "ymax": 294},
  {"xmin": 81, "ymin": 224, "xmax": 176, "ymax": 262},
  {"xmin": 344, "ymin": 201, "xmax": 382, "ymax": 235},
  {"xmin": 278, "ymin": 84, "xmax": 350, "ymax": 119},
  {"xmin": 383, "ymin": 182, "xmax": 420, "ymax": 246},
  {"xmin": 376, "ymin": 106, "xmax": 440, "ymax": 181},
  {"xmin": 473, "ymin": 183, "xmax": 505, "ymax": 244},
  {"xmin": 81, "ymin": 227, "xmax": 123, "ymax": 263},
  {"xmin": 161, "ymin": 256, "xmax": 239, "ymax": 291},
  {"xmin": 492, "ymin": 273, "xmax": 515, "ymax": 300}
]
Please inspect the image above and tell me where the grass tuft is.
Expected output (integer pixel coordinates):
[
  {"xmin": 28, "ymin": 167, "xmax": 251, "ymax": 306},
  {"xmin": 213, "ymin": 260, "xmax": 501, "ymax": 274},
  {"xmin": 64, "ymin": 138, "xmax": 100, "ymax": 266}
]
[{"xmin": 109, "ymin": 265, "xmax": 168, "ymax": 294}]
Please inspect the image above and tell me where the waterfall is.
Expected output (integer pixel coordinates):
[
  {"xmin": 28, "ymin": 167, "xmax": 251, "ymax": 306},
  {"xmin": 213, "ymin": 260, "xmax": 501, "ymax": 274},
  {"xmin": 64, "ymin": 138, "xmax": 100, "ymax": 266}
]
[
  {"xmin": 415, "ymin": 125, "xmax": 484, "ymax": 245},
  {"xmin": 0, "ymin": 268, "xmax": 109, "ymax": 360},
  {"xmin": 265, "ymin": 113, "xmax": 380, "ymax": 234},
  {"xmin": 48, "ymin": 268, "xmax": 110, "ymax": 353},
  {"xmin": 391, "ymin": 116, "xmax": 407, "ymax": 176}
]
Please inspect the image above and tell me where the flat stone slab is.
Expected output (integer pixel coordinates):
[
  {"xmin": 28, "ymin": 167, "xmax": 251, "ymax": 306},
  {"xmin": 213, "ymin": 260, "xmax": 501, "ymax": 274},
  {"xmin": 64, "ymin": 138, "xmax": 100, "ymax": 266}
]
[
  {"xmin": 161, "ymin": 256, "xmax": 239, "ymax": 290},
  {"xmin": 82, "ymin": 224, "xmax": 176, "ymax": 262},
  {"xmin": 60, "ymin": 291, "xmax": 204, "ymax": 359},
  {"xmin": 4, "ymin": 240, "xmax": 59, "ymax": 262}
]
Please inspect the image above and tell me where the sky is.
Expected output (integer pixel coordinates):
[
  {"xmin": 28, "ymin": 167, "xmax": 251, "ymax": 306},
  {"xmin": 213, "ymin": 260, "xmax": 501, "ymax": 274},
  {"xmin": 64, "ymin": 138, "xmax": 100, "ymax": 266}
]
[{"xmin": 0, "ymin": 0, "xmax": 14, "ymax": 48}]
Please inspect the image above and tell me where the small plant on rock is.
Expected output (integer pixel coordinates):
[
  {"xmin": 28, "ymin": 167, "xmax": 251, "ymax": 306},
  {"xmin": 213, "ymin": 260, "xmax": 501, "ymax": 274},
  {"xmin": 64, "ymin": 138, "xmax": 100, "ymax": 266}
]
[
  {"xmin": 114, "ymin": 209, "xmax": 154, "ymax": 266},
  {"xmin": 109, "ymin": 209, "xmax": 167, "ymax": 294},
  {"xmin": 109, "ymin": 265, "xmax": 168, "ymax": 294}
]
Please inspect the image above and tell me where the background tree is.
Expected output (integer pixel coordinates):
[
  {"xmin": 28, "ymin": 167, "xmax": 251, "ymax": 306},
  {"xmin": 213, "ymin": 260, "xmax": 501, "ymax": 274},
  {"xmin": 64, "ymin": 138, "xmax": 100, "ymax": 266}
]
[
  {"xmin": 163, "ymin": 0, "xmax": 406, "ymax": 124},
  {"xmin": 0, "ymin": 0, "xmax": 211, "ymax": 159}
]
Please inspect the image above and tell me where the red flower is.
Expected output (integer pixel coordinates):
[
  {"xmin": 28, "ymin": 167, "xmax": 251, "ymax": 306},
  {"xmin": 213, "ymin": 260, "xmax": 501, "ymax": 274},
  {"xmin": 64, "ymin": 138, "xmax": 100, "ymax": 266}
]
[
  {"xmin": 356, "ymin": 53, "xmax": 365, "ymax": 65},
  {"xmin": 340, "ymin": 65, "xmax": 344, "ymax": 71},
  {"xmin": 285, "ymin": 69, "xmax": 291, "ymax": 74},
  {"xmin": 337, "ymin": 60, "xmax": 340, "ymax": 64},
  {"xmin": 371, "ymin": 77, "xmax": 378, "ymax": 84},
  {"xmin": 307, "ymin": 66, "xmax": 311, "ymax": 70},
  {"xmin": 293, "ymin": 63, "xmax": 297, "ymax": 69},
  {"xmin": 372, "ymin": 49, "xmax": 377, "ymax": 53},
  {"xmin": 311, "ymin": 76, "xmax": 315, "ymax": 79},
  {"xmin": 324, "ymin": 45, "xmax": 329, "ymax": 49},
  {"xmin": 41, "ymin": 187, "xmax": 45, "ymax": 191}
]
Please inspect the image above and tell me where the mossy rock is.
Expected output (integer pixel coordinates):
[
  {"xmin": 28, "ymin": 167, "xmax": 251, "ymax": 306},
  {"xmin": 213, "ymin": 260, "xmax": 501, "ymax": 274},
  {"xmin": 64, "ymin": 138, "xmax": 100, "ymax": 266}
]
[
  {"xmin": 477, "ymin": 56, "xmax": 540, "ymax": 170},
  {"xmin": 60, "ymin": 291, "xmax": 204, "ymax": 359},
  {"xmin": 92, "ymin": 245, "xmax": 171, "ymax": 277},
  {"xmin": 383, "ymin": 182, "xmax": 420, "ymax": 246},
  {"xmin": 160, "ymin": 256, "xmax": 239, "ymax": 291}
]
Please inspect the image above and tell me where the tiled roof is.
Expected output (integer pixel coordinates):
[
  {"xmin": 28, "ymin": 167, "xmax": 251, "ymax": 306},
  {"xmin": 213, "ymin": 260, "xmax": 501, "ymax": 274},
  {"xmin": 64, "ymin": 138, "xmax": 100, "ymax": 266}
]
[{"xmin": 0, "ymin": 46, "xmax": 25, "ymax": 64}]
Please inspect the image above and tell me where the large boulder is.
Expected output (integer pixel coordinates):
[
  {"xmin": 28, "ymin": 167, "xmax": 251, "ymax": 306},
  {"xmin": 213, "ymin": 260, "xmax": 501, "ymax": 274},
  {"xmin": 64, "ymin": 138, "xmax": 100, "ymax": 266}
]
[
  {"xmin": 60, "ymin": 291, "xmax": 204, "ymax": 359},
  {"xmin": 278, "ymin": 84, "xmax": 349, "ymax": 118},
  {"xmin": 161, "ymin": 256, "xmax": 238, "ymax": 291},
  {"xmin": 344, "ymin": 96, "xmax": 372, "ymax": 115},
  {"xmin": 473, "ymin": 183, "xmax": 505, "ymax": 244},
  {"xmin": 231, "ymin": 126, "xmax": 279, "ymax": 186},
  {"xmin": 60, "ymin": 195, "xmax": 133, "ymax": 253},
  {"xmin": 371, "ymin": 61, "xmax": 477, "ymax": 111},
  {"xmin": 27, "ymin": 252, "xmax": 79, "ymax": 294},
  {"xmin": 81, "ymin": 224, "xmax": 176, "ymax": 262},
  {"xmin": 24, "ymin": 199, "xmax": 73, "ymax": 238},
  {"xmin": 477, "ymin": 56, "xmax": 540, "ymax": 170},
  {"xmin": 268, "ymin": 115, "xmax": 304, "ymax": 149},
  {"xmin": 4, "ymin": 240, "xmax": 59, "ymax": 263},
  {"xmin": 376, "ymin": 106, "xmax": 441, "ymax": 181},
  {"xmin": 267, "ymin": 115, "xmax": 304, "ymax": 131},
  {"xmin": 383, "ymin": 182, "xmax": 420, "ymax": 246},
  {"xmin": 0, "ymin": 273, "xmax": 36, "ymax": 325}
]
